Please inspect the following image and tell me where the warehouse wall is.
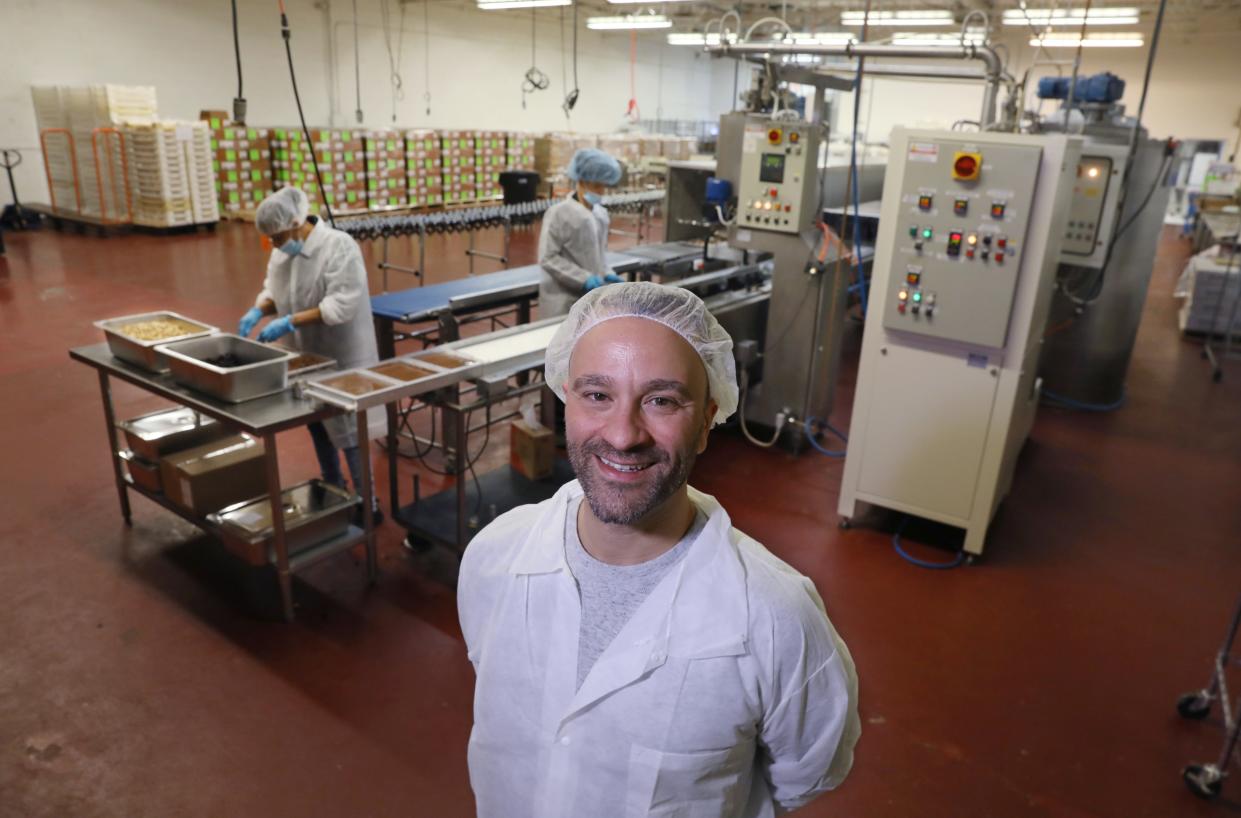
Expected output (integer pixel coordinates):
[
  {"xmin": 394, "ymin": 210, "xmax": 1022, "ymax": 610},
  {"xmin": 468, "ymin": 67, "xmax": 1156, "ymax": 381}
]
[{"xmin": 0, "ymin": 0, "xmax": 734, "ymax": 208}]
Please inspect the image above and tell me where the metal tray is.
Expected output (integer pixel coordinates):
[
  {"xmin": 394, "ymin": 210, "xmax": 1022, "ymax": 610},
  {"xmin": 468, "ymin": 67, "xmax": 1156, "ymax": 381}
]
[
  {"xmin": 207, "ymin": 479, "xmax": 358, "ymax": 566},
  {"xmin": 158, "ymin": 334, "xmax": 296, "ymax": 403},
  {"xmin": 96, "ymin": 311, "xmax": 217, "ymax": 372},
  {"xmin": 286, "ymin": 352, "xmax": 337, "ymax": 380},
  {"xmin": 301, "ymin": 352, "xmax": 483, "ymax": 412},
  {"xmin": 119, "ymin": 449, "xmax": 163, "ymax": 493},
  {"xmin": 118, "ymin": 406, "xmax": 222, "ymax": 461}
]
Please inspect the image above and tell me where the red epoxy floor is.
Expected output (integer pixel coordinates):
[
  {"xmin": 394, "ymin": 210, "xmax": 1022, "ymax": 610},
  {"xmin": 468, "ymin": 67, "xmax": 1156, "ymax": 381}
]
[{"xmin": 0, "ymin": 218, "xmax": 1238, "ymax": 817}]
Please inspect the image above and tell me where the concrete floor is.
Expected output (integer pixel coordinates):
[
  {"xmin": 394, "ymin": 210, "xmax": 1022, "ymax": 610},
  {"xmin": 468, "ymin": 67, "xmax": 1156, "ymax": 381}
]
[{"xmin": 1, "ymin": 216, "xmax": 1238, "ymax": 817}]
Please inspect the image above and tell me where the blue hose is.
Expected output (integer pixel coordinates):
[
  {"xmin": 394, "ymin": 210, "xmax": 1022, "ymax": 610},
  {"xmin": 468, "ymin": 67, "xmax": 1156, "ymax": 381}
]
[
  {"xmin": 1041, "ymin": 388, "xmax": 1127, "ymax": 413},
  {"xmin": 892, "ymin": 518, "xmax": 967, "ymax": 570},
  {"xmin": 848, "ymin": 66, "xmax": 869, "ymax": 318},
  {"xmin": 804, "ymin": 417, "xmax": 848, "ymax": 457}
]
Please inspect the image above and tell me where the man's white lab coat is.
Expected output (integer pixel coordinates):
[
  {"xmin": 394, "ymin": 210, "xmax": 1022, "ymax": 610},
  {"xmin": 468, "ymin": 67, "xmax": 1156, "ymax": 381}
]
[
  {"xmin": 458, "ymin": 480, "xmax": 860, "ymax": 818},
  {"xmin": 256, "ymin": 217, "xmax": 380, "ymax": 448}
]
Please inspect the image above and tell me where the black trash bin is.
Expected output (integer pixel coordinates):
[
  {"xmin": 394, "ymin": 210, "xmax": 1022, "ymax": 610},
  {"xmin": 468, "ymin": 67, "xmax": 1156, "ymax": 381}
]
[{"xmin": 499, "ymin": 171, "xmax": 541, "ymax": 205}]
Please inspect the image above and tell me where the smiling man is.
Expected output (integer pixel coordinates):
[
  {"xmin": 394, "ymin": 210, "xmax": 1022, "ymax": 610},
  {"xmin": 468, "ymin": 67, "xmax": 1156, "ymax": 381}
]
[{"xmin": 458, "ymin": 282, "xmax": 860, "ymax": 818}]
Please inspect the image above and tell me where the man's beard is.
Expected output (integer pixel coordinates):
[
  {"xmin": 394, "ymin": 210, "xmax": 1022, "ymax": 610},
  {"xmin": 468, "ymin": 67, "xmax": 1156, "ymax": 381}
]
[{"xmin": 567, "ymin": 436, "xmax": 698, "ymax": 525}]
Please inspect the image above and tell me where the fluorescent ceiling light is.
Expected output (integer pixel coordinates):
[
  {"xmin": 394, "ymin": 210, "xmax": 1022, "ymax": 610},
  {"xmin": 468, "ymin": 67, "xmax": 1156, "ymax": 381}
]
[
  {"xmin": 588, "ymin": 15, "xmax": 672, "ymax": 30},
  {"xmin": 477, "ymin": 0, "xmax": 569, "ymax": 9},
  {"xmin": 667, "ymin": 32, "xmax": 728, "ymax": 45},
  {"xmin": 1030, "ymin": 32, "xmax": 1145, "ymax": 47},
  {"xmin": 609, "ymin": 0, "xmax": 694, "ymax": 3},
  {"xmin": 891, "ymin": 30, "xmax": 987, "ymax": 46},
  {"xmin": 841, "ymin": 10, "xmax": 954, "ymax": 27},
  {"xmin": 1004, "ymin": 7, "xmax": 1140, "ymax": 26},
  {"xmin": 786, "ymin": 32, "xmax": 858, "ymax": 45}
]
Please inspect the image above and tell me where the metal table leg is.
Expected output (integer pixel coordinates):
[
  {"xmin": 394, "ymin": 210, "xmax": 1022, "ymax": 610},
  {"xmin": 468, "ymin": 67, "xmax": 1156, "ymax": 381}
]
[
  {"xmin": 261, "ymin": 433, "xmax": 295, "ymax": 621},
  {"xmin": 358, "ymin": 411, "xmax": 378, "ymax": 582},
  {"xmin": 97, "ymin": 370, "xmax": 132, "ymax": 526},
  {"xmin": 454, "ymin": 403, "xmax": 468, "ymax": 553},
  {"xmin": 386, "ymin": 402, "xmax": 400, "ymax": 525}
]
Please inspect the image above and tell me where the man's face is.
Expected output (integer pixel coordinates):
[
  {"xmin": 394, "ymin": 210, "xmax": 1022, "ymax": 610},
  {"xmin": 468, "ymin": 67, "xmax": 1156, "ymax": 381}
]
[{"xmin": 565, "ymin": 318, "xmax": 718, "ymax": 526}]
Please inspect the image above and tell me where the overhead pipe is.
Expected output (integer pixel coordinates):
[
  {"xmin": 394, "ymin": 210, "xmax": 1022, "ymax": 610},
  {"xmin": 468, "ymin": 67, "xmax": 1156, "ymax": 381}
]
[{"xmin": 708, "ymin": 41, "xmax": 1004, "ymax": 126}]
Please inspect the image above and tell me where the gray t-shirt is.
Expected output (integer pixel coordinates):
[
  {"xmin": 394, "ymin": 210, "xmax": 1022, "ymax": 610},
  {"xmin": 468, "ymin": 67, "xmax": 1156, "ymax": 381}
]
[{"xmin": 565, "ymin": 496, "xmax": 708, "ymax": 690}]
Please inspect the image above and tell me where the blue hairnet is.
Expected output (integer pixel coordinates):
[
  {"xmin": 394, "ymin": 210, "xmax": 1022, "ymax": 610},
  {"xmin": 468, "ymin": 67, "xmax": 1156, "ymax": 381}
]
[{"xmin": 567, "ymin": 148, "xmax": 622, "ymax": 186}]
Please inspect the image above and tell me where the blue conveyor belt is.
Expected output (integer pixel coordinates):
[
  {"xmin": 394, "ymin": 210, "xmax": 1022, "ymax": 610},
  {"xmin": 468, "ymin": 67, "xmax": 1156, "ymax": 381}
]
[{"xmin": 371, "ymin": 252, "xmax": 647, "ymax": 323}]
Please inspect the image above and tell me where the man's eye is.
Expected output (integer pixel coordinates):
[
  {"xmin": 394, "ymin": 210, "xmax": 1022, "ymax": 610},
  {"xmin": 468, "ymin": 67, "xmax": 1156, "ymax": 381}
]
[
  {"xmin": 583, "ymin": 392, "xmax": 609, "ymax": 402},
  {"xmin": 648, "ymin": 396, "xmax": 678, "ymax": 408}
]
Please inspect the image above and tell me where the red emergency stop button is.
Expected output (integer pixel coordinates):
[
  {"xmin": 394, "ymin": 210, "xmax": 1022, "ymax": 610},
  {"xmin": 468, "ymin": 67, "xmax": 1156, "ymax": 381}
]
[
  {"xmin": 768, "ymin": 128, "xmax": 783, "ymax": 144},
  {"xmin": 952, "ymin": 151, "xmax": 982, "ymax": 182}
]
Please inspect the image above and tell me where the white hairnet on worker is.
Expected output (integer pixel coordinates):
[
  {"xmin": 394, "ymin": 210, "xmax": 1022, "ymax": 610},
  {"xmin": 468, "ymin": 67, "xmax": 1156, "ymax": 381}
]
[
  {"xmin": 566, "ymin": 148, "xmax": 623, "ymax": 185},
  {"xmin": 545, "ymin": 281, "xmax": 738, "ymax": 426},
  {"xmin": 255, "ymin": 187, "xmax": 311, "ymax": 236}
]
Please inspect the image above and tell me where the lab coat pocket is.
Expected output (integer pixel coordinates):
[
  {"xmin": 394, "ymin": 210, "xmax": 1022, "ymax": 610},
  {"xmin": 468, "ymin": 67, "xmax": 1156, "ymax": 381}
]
[{"xmin": 626, "ymin": 743, "xmax": 746, "ymax": 818}]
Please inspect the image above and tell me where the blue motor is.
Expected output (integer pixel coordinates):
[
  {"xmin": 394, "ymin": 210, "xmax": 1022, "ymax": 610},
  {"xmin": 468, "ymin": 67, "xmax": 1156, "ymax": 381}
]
[
  {"xmin": 705, "ymin": 177, "xmax": 732, "ymax": 207},
  {"xmin": 1037, "ymin": 72, "xmax": 1126, "ymax": 104}
]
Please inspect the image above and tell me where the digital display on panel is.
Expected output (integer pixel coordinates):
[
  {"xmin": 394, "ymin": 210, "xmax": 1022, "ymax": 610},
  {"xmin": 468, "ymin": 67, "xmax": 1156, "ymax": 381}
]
[{"xmin": 759, "ymin": 153, "xmax": 785, "ymax": 183}]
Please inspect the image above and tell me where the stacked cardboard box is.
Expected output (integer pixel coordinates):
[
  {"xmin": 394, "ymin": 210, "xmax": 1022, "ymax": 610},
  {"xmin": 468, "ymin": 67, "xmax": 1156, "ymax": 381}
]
[
  {"xmin": 405, "ymin": 129, "xmax": 444, "ymax": 209},
  {"xmin": 311, "ymin": 128, "xmax": 368, "ymax": 212},
  {"xmin": 474, "ymin": 130, "xmax": 506, "ymax": 201},
  {"xmin": 599, "ymin": 134, "xmax": 642, "ymax": 168},
  {"xmin": 661, "ymin": 136, "xmax": 697, "ymax": 161},
  {"xmin": 639, "ymin": 135, "xmax": 664, "ymax": 159},
  {"xmin": 505, "ymin": 132, "xmax": 536, "ymax": 172},
  {"xmin": 123, "ymin": 120, "xmax": 219, "ymax": 227},
  {"xmin": 440, "ymin": 130, "xmax": 478, "ymax": 204},
  {"xmin": 271, "ymin": 127, "xmax": 320, "ymax": 209},
  {"xmin": 533, "ymin": 132, "xmax": 577, "ymax": 185},
  {"xmin": 202, "ymin": 111, "xmax": 273, "ymax": 217},
  {"xmin": 364, "ymin": 129, "xmax": 408, "ymax": 211}
]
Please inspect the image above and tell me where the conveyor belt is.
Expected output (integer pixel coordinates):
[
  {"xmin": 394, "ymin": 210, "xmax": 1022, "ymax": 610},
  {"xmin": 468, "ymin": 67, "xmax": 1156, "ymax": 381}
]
[{"xmin": 370, "ymin": 252, "xmax": 647, "ymax": 324}]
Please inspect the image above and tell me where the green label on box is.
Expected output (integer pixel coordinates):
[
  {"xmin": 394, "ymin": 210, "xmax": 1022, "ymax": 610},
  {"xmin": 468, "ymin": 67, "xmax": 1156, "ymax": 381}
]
[
  {"xmin": 322, "ymin": 173, "xmax": 332, "ymax": 183},
  {"xmin": 348, "ymin": 191, "xmax": 358, "ymax": 203},
  {"xmin": 346, "ymin": 171, "xmax": 355, "ymax": 183},
  {"xmin": 368, "ymin": 179, "xmax": 378, "ymax": 190},
  {"xmin": 388, "ymin": 159, "xmax": 397, "ymax": 170},
  {"xmin": 210, "ymin": 138, "xmax": 218, "ymax": 150},
  {"xmin": 251, "ymin": 170, "xmax": 262, "ymax": 182},
  {"xmin": 209, "ymin": 117, "xmax": 221, "ymax": 129},
  {"xmin": 341, "ymin": 130, "xmax": 351, "ymax": 141},
  {"xmin": 223, "ymin": 128, "xmax": 235, "ymax": 139},
  {"xmin": 226, "ymin": 150, "xmax": 236, "ymax": 161},
  {"xmin": 276, "ymin": 128, "xmax": 286, "ymax": 139},
  {"xmin": 247, "ymin": 128, "xmax": 257, "ymax": 140},
  {"xmin": 368, "ymin": 160, "xmax": 377, "ymax": 171},
  {"xmin": 212, "ymin": 159, "xmax": 220, "ymax": 172},
  {"xmin": 389, "ymin": 195, "xmax": 399, "ymax": 205},
  {"xmin": 228, "ymin": 170, "xmax": 238, "ymax": 181},
  {"xmin": 249, "ymin": 149, "xmax": 259, "ymax": 161},
  {"xmin": 229, "ymin": 192, "xmax": 240, "ymax": 203},
  {"xmin": 386, "ymin": 140, "xmax": 395, "ymax": 151},
  {"xmin": 254, "ymin": 190, "xmax": 264, "ymax": 202}
]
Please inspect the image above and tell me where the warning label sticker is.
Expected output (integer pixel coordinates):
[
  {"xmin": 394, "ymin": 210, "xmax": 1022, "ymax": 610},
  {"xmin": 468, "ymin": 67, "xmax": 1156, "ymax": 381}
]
[{"xmin": 908, "ymin": 142, "xmax": 940, "ymax": 163}]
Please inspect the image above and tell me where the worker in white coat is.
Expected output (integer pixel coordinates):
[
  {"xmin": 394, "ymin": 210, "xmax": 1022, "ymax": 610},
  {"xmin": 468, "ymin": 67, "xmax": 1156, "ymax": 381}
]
[
  {"xmin": 458, "ymin": 283, "xmax": 859, "ymax": 818},
  {"xmin": 537, "ymin": 148, "xmax": 625, "ymax": 318},
  {"xmin": 240, "ymin": 187, "xmax": 382, "ymax": 521}
]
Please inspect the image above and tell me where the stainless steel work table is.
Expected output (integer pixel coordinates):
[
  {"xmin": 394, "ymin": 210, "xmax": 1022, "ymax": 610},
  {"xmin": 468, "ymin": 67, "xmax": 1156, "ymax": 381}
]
[{"xmin": 69, "ymin": 343, "xmax": 379, "ymax": 621}]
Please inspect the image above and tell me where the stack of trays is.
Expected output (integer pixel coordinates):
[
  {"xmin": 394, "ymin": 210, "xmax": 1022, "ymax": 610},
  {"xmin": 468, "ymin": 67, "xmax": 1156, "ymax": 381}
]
[
  {"xmin": 304, "ymin": 347, "xmax": 480, "ymax": 411},
  {"xmin": 123, "ymin": 121, "xmax": 220, "ymax": 227}
]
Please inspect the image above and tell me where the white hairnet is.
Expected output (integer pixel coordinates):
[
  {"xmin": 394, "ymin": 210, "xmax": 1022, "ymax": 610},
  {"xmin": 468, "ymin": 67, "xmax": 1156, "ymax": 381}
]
[
  {"xmin": 255, "ymin": 187, "xmax": 310, "ymax": 235},
  {"xmin": 545, "ymin": 282, "xmax": 738, "ymax": 426},
  {"xmin": 566, "ymin": 148, "xmax": 622, "ymax": 186}
]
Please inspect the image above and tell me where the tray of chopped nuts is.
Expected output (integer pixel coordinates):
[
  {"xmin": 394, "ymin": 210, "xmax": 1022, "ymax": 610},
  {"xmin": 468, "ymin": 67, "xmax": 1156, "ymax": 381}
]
[{"xmin": 96, "ymin": 311, "xmax": 217, "ymax": 372}]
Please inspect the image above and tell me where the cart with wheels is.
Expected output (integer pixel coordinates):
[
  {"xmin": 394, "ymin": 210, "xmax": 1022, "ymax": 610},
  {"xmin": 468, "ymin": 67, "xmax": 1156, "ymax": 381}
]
[{"xmin": 1177, "ymin": 591, "xmax": 1241, "ymax": 800}]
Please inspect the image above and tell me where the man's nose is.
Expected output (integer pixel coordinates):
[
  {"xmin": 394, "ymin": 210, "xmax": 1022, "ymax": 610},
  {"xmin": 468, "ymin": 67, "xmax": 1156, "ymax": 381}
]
[{"xmin": 602, "ymin": 403, "xmax": 653, "ymax": 453}]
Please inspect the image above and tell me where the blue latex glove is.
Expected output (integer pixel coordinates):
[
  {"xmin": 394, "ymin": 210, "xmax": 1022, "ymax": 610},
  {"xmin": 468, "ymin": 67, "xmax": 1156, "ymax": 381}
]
[
  {"xmin": 584, "ymin": 275, "xmax": 604, "ymax": 292},
  {"xmin": 258, "ymin": 315, "xmax": 295, "ymax": 343},
  {"xmin": 238, "ymin": 307, "xmax": 263, "ymax": 337},
  {"xmin": 603, "ymin": 273, "xmax": 623, "ymax": 284}
]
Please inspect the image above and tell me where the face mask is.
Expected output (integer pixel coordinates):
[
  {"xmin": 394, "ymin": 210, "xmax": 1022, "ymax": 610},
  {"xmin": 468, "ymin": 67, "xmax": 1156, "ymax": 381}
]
[
  {"xmin": 582, "ymin": 191, "xmax": 603, "ymax": 207},
  {"xmin": 278, "ymin": 239, "xmax": 304, "ymax": 257}
]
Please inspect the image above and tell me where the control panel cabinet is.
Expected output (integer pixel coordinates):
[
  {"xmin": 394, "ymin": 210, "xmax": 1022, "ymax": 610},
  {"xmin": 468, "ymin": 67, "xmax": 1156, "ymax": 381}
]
[
  {"xmin": 735, "ymin": 121, "xmax": 821, "ymax": 235},
  {"xmin": 838, "ymin": 128, "xmax": 1080, "ymax": 556}
]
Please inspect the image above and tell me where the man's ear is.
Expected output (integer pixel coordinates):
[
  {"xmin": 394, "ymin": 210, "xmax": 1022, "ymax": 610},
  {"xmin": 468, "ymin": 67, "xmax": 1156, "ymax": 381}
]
[{"xmin": 697, "ymin": 399, "xmax": 718, "ymax": 454}]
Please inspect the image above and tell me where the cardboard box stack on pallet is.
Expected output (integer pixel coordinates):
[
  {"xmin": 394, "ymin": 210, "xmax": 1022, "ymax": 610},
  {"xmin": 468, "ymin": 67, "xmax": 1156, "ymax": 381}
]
[
  {"xmin": 405, "ymin": 129, "xmax": 444, "ymax": 209},
  {"xmin": 506, "ymin": 132, "xmax": 536, "ymax": 172},
  {"xmin": 475, "ymin": 130, "xmax": 506, "ymax": 201},
  {"xmin": 661, "ymin": 135, "xmax": 697, "ymax": 161},
  {"xmin": 441, "ymin": 130, "xmax": 477, "ymax": 204},
  {"xmin": 202, "ymin": 111, "xmax": 273, "ymax": 219},
  {"xmin": 271, "ymin": 127, "xmax": 320, "ymax": 209},
  {"xmin": 312, "ymin": 129, "xmax": 368, "ymax": 213},
  {"xmin": 31, "ymin": 84, "xmax": 158, "ymax": 220},
  {"xmin": 123, "ymin": 121, "xmax": 219, "ymax": 227},
  {"xmin": 533, "ymin": 133, "xmax": 578, "ymax": 190},
  {"xmin": 364, "ymin": 129, "xmax": 408, "ymax": 211}
]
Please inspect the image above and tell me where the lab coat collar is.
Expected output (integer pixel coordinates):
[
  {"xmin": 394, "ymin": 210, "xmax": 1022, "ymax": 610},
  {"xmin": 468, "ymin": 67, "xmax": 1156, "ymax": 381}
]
[
  {"xmin": 298, "ymin": 216, "xmax": 327, "ymax": 260},
  {"xmin": 518, "ymin": 481, "xmax": 750, "ymax": 723}
]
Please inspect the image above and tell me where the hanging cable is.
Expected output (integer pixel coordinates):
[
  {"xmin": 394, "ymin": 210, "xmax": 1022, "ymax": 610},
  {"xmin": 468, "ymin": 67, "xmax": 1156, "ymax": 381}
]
[
  {"xmin": 380, "ymin": 0, "xmax": 407, "ymax": 123},
  {"xmin": 352, "ymin": 0, "xmax": 363, "ymax": 123},
  {"xmin": 522, "ymin": 8, "xmax": 550, "ymax": 110},
  {"xmin": 559, "ymin": 6, "xmax": 570, "ymax": 121},
  {"xmin": 737, "ymin": 370, "xmax": 788, "ymax": 448},
  {"xmin": 277, "ymin": 0, "xmax": 334, "ymax": 226},
  {"xmin": 230, "ymin": 0, "xmax": 247, "ymax": 123},
  {"xmin": 892, "ymin": 518, "xmax": 967, "ymax": 569},
  {"xmin": 423, "ymin": 0, "xmax": 432, "ymax": 116},
  {"xmin": 1041, "ymin": 388, "xmax": 1127, "ymax": 412},
  {"xmin": 625, "ymin": 30, "xmax": 640, "ymax": 123},
  {"xmin": 563, "ymin": 0, "xmax": 579, "ymax": 115}
]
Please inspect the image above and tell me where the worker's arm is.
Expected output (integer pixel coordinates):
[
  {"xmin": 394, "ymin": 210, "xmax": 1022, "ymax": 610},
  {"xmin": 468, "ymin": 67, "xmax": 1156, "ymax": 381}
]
[
  {"xmin": 317, "ymin": 238, "xmax": 369, "ymax": 325},
  {"xmin": 755, "ymin": 579, "xmax": 860, "ymax": 813}
]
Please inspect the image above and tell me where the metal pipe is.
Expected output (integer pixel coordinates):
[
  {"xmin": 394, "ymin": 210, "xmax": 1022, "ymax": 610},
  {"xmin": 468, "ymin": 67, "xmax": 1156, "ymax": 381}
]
[{"xmin": 709, "ymin": 41, "xmax": 1004, "ymax": 125}]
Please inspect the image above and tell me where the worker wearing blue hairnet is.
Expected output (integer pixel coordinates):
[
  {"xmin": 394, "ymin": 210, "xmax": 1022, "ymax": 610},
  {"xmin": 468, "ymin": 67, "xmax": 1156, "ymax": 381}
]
[{"xmin": 537, "ymin": 148, "xmax": 625, "ymax": 317}]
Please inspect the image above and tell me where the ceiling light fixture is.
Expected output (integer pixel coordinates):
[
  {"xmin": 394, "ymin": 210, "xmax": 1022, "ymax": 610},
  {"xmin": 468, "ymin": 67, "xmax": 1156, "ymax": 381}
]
[
  {"xmin": 1003, "ymin": 7, "xmax": 1140, "ymax": 26},
  {"xmin": 587, "ymin": 14, "xmax": 673, "ymax": 30},
  {"xmin": 841, "ymin": 10, "xmax": 955, "ymax": 27},
  {"xmin": 477, "ymin": 0, "xmax": 569, "ymax": 10},
  {"xmin": 1029, "ymin": 32, "xmax": 1145, "ymax": 47}
]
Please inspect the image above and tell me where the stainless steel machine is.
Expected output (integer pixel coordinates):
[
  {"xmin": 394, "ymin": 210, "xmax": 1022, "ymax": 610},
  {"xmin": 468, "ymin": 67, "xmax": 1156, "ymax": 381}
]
[{"xmin": 838, "ymin": 128, "xmax": 1080, "ymax": 556}]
